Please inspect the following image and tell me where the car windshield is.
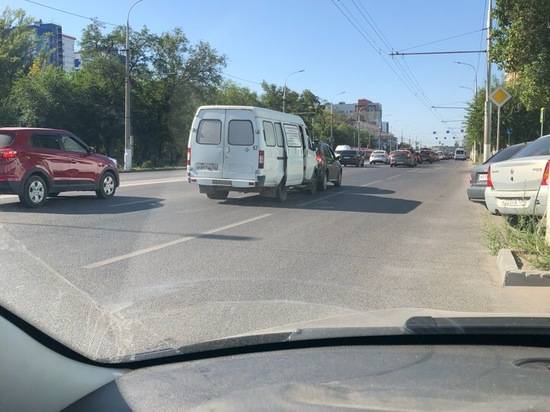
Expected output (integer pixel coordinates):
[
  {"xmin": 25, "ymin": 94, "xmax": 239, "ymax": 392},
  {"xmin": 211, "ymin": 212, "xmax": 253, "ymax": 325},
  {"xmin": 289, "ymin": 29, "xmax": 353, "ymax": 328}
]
[
  {"xmin": 513, "ymin": 136, "xmax": 550, "ymax": 158},
  {"xmin": 1, "ymin": 1, "xmax": 550, "ymax": 364}
]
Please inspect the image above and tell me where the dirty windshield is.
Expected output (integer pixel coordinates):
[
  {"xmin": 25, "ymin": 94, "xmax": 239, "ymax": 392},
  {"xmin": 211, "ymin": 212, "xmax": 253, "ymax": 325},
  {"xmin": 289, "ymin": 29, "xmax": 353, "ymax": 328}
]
[{"xmin": 1, "ymin": 0, "xmax": 549, "ymax": 363}]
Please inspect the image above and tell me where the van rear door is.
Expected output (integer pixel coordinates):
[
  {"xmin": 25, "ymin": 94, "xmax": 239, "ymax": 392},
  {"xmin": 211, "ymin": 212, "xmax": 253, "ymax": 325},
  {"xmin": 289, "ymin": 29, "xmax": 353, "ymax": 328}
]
[
  {"xmin": 223, "ymin": 109, "xmax": 258, "ymax": 181},
  {"xmin": 283, "ymin": 124, "xmax": 304, "ymax": 186},
  {"xmin": 191, "ymin": 109, "xmax": 225, "ymax": 179}
]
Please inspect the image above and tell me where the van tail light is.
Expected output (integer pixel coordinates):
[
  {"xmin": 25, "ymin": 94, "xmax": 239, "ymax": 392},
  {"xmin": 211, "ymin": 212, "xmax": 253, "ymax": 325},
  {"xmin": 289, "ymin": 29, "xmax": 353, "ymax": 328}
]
[
  {"xmin": 186, "ymin": 147, "xmax": 191, "ymax": 167},
  {"xmin": 0, "ymin": 149, "xmax": 17, "ymax": 160},
  {"xmin": 258, "ymin": 150, "xmax": 264, "ymax": 169},
  {"xmin": 487, "ymin": 165, "xmax": 494, "ymax": 189},
  {"xmin": 541, "ymin": 160, "xmax": 550, "ymax": 186}
]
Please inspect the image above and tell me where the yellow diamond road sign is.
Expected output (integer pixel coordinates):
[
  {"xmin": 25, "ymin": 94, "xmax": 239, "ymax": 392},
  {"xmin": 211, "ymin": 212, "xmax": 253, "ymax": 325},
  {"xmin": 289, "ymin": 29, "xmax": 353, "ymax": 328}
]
[{"xmin": 490, "ymin": 87, "xmax": 512, "ymax": 107}]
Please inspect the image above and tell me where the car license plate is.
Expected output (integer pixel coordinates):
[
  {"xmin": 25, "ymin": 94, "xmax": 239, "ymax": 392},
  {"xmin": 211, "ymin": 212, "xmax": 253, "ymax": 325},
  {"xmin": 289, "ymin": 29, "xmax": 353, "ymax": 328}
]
[
  {"xmin": 477, "ymin": 174, "xmax": 487, "ymax": 182},
  {"xmin": 498, "ymin": 198, "xmax": 528, "ymax": 208}
]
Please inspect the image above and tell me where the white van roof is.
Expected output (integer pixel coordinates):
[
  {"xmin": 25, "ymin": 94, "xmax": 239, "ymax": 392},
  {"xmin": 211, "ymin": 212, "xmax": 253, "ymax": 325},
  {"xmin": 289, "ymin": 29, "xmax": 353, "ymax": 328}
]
[{"xmin": 196, "ymin": 105, "xmax": 305, "ymax": 124}]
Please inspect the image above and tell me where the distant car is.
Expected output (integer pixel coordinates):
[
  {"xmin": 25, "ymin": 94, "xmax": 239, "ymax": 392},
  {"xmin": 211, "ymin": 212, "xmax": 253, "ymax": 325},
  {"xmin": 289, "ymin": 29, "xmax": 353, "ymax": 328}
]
[
  {"xmin": 467, "ymin": 142, "xmax": 528, "ymax": 202},
  {"xmin": 359, "ymin": 148, "xmax": 374, "ymax": 161},
  {"xmin": 485, "ymin": 135, "xmax": 550, "ymax": 216},
  {"xmin": 413, "ymin": 151, "xmax": 422, "ymax": 164},
  {"xmin": 389, "ymin": 150, "xmax": 415, "ymax": 167},
  {"xmin": 369, "ymin": 150, "xmax": 388, "ymax": 164},
  {"xmin": 337, "ymin": 150, "xmax": 364, "ymax": 167},
  {"xmin": 436, "ymin": 151, "xmax": 445, "ymax": 160},
  {"xmin": 419, "ymin": 150, "xmax": 434, "ymax": 163},
  {"xmin": 315, "ymin": 142, "xmax": 343, "ymax": 190},
  {"xmin": 335, "ymin": 145, "xmax": 352, "ymax": 153},
  {"xmin": 454, "ymin": 148, "xmax": 467, "ymax": 160},
  {"xmin": 0, "ymin": 127, "xmax": 119, "ymax": 207}
]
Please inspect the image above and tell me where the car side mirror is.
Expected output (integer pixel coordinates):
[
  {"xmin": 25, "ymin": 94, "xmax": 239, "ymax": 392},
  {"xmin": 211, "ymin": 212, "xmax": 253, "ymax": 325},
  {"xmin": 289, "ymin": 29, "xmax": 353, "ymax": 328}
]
[
  {"xmin": 335, "ymin": 154, "xmax": 341, "ymax": 160},
  {"xmin": 88, "ymin": 146, "xmax": 96, "ymax": 154}
]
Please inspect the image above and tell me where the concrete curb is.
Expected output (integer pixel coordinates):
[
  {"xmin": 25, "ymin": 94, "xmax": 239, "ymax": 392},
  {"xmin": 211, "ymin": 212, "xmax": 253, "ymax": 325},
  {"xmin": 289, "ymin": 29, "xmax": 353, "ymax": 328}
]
[
  {"xmin": 119, "ymin": 167, "xmax": 186, "ymax": 174},
  {"xmin": 497, "ymin": 248, "xmax": 550, "ymax": 287}
]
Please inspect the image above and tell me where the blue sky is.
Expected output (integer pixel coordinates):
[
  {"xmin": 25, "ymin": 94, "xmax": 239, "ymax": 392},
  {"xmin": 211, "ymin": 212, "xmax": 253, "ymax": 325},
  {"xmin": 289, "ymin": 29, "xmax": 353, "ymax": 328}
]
[{"xmin": 8, "ymin": 0, "xmax": 495, "ymax": 145}]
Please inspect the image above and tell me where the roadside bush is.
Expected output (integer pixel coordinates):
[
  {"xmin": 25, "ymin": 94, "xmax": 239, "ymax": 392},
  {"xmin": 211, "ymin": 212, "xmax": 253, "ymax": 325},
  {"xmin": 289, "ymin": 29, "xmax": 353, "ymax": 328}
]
[{"xmin": 140, "ymin": 160, "xmax": 154, "ymax": 169}]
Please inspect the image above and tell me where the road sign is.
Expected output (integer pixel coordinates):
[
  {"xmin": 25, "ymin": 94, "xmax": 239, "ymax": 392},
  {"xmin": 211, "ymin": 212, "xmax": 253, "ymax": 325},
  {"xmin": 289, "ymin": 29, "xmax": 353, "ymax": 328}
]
[{"xmin": 490, "ymin": 87, "xmax": 512, "ymax": 107}]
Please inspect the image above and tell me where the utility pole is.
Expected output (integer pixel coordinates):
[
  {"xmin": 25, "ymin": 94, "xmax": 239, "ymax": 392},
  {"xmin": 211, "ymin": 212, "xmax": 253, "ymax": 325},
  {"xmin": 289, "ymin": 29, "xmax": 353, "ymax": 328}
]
[
  {"xmin": 482, "ymin": 0, "xmax": 493, "ymax": 162},
  {"xmin": 541, "ymin": 107, "xmax": 546, "ymax": 137},
  {"xmin": 496, "ymin": 105, "xmax": 501, "ymax": 151},
  {"xmin": 356, "ymin": 110, "xmax": 360, "ymax": 148},
  {"xmin": 124, "ymin": 0, "xmax": 144, "ymax": 171}
]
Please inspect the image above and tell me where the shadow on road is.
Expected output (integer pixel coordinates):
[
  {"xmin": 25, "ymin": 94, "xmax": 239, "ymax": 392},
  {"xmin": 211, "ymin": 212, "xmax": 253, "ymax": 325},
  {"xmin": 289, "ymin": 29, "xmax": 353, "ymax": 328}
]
[
  {"xmin": 223, "ymin": 185, "xmax": 421, "ymax": 214},
  {"xmin": 0, "ymin": 195, "xmax": 164, "ymax": 215}
]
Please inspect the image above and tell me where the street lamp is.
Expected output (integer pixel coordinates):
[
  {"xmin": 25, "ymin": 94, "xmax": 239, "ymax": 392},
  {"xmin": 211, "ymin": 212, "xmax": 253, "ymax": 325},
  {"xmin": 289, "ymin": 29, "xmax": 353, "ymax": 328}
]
[
  {"xmin": 459, "ymin": 85, "xmax": 474, "ymax": 92},
  {"xmin": 124, "ymin": 0, "xmax": 144, "ymax": 171},
  {"xmin": 282, "ymin": 69, "xmax": 304, "ymax": 113},
  {"xmin": 453, "ymin": 61, "xmax": 478, "ymax": 93},
  {"xmin": 329, "ymin": 91, "xmax": 346, "ymax": 145}
]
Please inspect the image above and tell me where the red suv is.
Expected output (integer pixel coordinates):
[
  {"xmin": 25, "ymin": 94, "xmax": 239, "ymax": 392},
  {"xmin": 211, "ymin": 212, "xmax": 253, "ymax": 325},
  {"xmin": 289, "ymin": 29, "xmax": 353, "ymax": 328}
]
[{"xmin": 0, "ymin": 128, "xmax": 119, "ymax": 207}]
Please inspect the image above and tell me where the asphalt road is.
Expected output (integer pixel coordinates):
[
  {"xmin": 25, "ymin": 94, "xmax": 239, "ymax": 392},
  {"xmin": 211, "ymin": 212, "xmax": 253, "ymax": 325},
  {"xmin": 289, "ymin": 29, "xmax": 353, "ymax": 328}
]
[{"xmin": 2, "ymin": 161, "xmax": 549, "ymax": 359}]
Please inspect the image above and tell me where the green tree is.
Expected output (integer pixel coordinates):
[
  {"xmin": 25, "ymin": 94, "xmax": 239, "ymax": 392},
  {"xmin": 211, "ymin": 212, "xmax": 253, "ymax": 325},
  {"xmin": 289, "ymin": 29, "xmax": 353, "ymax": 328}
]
[
  {"xmin": 0, "ymin": 7, "xmax": 35, "ymax": 125},
  {"xmin": 492, "ymin": 0, "xmax": 550, "ymax": 110}
]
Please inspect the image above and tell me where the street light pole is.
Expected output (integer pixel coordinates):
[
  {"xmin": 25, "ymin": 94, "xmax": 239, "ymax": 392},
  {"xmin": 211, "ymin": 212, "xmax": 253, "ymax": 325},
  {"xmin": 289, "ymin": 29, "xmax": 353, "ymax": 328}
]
[
  {"xmin": 454, "ymin": 61, "xmax": 478, "ymax": 92},
  {"xmin": 124, "ymin": 0, "xmax": 144, "ymax": 171},
  {"xmin": 282, "ymin": 69, "xmax": 304, "ymax": 113},
  {"xmin": 483, "ymin": 0, "xmax": 493, "ymax": 162}
]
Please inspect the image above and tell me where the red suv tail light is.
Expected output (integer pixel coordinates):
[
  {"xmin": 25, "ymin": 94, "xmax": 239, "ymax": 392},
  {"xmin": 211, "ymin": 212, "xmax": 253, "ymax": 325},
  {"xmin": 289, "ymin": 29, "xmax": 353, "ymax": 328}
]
[
  {"xmin": 258, "ymin": 150, "xmax": 264, "ymax": 169},
  {"xmin": 541, "ymin": 160, "xmax": 550, "ymax": 186},
  {"xmin": 316, "ymin": 151, "xmax": 323, "ymax": 165},
  {"xmin": 487, "ymin": 165, "xmax": 494, "ymax": 189},
  {"xmin": 0, "ymin": 149, "xmax": 17, "ymax": 160},
  {"xmin": 186, "ymin": 147, "xmax": 191, "ymax": 167}
]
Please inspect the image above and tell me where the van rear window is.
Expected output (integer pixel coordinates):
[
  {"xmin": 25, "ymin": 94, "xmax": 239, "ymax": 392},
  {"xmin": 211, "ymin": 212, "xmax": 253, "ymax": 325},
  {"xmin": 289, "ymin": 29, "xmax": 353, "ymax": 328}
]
[
  {"xmin": 0, "ymin": 134, "xmax": 14, "ymax": 148},
  {"xmin": 197, "ymin": 119, "xmax": 221, "ymax": 145},
  {"xmin": 228, "ymin": 120, "xmax": 254, "ymax": 146}
]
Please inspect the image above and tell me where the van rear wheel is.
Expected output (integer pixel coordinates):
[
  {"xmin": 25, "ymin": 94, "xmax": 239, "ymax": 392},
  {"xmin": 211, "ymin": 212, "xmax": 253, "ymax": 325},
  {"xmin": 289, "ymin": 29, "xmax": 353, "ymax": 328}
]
[
  {"xmin": 307, "ymin": 174, "xmax": 317, "ymax": 195},
  {"xmin": 206, "ymin": 190, "xmax": 229, "ymax": 200}
]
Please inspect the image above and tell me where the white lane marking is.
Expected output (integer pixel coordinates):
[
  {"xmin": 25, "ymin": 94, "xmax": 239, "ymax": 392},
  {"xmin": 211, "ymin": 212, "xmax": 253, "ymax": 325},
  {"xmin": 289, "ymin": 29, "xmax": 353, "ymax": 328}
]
[
  {"xmin": 83, "ymin": 213, "xmax": 272, "ymax": 269},
  {"xmin": 108, "ymin": 199, "xmax": 161, "ymax": 208},
  {"xmin": 120, "ymin": 177, "xmax": 187, "ymax": 188}
]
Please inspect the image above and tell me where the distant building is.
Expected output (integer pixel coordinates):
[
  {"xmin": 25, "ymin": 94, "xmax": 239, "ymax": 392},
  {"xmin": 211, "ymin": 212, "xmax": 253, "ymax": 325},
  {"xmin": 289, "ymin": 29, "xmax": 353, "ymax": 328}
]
[
  {"xmin": 381, "ymin": 121, "xmax": 389, "ymax": 134},
  {"xmin": 30, "ymin": 21, "xmax": 63, "ymax": 68},
  {"xmin": 62, "ymin": 34, "xmax": 76, "ymax": 71},
  {"xmin": 332, "ymin": 102, "xmax": 355, "ymax": 115},
  {"xmin": 30, "ymin": 21, "xmax": 78, "ymax": 71},
  {"xmin": 74, "ymin": 52, "xmax": 82, "ymax": 70}
]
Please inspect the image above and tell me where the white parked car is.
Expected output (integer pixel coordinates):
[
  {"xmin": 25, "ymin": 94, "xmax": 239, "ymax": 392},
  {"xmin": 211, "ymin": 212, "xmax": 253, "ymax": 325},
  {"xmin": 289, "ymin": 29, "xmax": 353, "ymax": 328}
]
[
  {"xmin": 485, "ymin": 135, "xmax": 550, "ymax": 217},
  {"xmin": 369, "ymin": 150, "xmax": 388, "ymax": 164},
  {"xmin": 454, "ymin": 148, "xmax": 467, "ymax": 160},
  {"xmin": 187, "ymin": 106, "xmax": 317, "ymax": 202}
]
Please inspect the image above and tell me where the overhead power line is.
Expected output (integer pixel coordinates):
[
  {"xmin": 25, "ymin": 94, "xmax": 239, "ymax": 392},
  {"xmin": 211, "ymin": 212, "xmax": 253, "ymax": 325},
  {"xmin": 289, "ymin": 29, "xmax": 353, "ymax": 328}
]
[
  {"xmin": 223, "ymin": 73, "xmax": 263, "ymax": 85},
  {"xmin": 22, "ymin": 0, "xmax": 117, "ymax": 26},
  {"xmin": 334, "ymin": 0, "xmax": 440, "ymax": 121},
  {"xmin": 400, "ymin": 28, "xmax": 486, "ymax": 52},
  {"xmin": 390, "ymin": 50, "xmax": 486, "ymax": 56}
]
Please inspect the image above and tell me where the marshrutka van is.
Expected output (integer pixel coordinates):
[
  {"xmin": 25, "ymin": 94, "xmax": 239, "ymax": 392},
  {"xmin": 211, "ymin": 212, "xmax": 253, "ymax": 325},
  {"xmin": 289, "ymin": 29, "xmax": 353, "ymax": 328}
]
[{"xmin": 187, "ymin": 106, "xmax": 318, "ymax": 201}]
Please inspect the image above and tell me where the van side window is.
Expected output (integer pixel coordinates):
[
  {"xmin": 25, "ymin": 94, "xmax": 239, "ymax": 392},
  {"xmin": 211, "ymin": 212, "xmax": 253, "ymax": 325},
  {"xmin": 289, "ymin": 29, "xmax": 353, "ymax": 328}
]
[
  {"xmin": 284, "ymin": 124, "xmax": 301, "ymax": 148},
  {"xmin": 228, "ymin": 120, "xmax": 254, "ymax": 146},
  {"xmin": 274, "ymin": 123, "xmax": 284, "ymax": 147},
  {"xmin": 197, "ymin": 119, "xmax": 221, "ymax": 145},
  {"xmin": 262, "ymin": 121, "xmax": 276, "ymax": 147}
]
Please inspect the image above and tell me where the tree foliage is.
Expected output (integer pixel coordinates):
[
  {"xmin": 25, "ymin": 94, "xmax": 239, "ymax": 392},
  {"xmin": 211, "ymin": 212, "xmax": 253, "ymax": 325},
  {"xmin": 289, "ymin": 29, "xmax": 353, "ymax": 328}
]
[
  {"xmin": 1, "ymin": 7, "xmax": 363, "ymax": 166},
  {"xmin": 492, "ymin": 0, "xmax": 550, "ymax": 110}
]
